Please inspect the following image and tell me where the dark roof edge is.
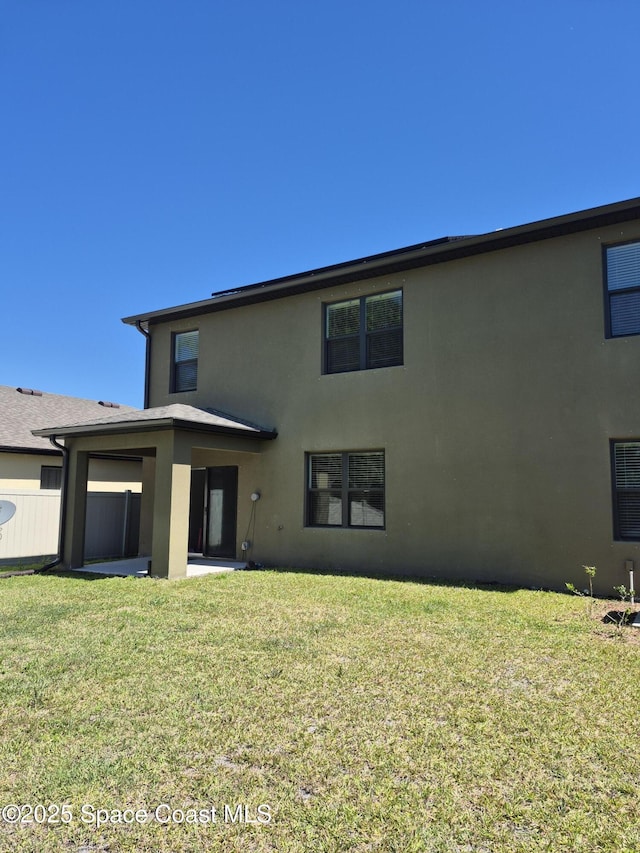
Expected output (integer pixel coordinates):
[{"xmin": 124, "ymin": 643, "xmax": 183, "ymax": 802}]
[
  {"xmin": 122, "ymin": 196, "xmax": 640, "ymax": 327},
  {"xmin": 32, "ymin": 418, "xmax": 278, "ymax": 441},
  {"xmin": 209, "ymin": 235, "xmax": 464, "ymax": 300},
  {"xmin": 0, "ymin": 445, "xmax": 61, "ymax": 457},
  {"xmin": 0, "ymin": 445, "xmax": 142, "ymax": 463}
]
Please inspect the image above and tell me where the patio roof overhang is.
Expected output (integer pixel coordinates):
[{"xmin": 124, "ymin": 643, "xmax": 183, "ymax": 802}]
[
  {"xmin": 33, "ymin": 404, "xmax": 277, "ymax": 579},
  {"xmin": 32, "ymin": 403, "xmax": 278, "ymax": 442}
]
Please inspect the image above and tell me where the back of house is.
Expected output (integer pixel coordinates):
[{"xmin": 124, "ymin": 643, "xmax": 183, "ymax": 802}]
[{"xmin": 112, "ymin": 196, "xmax": 640, "ymax": 594}]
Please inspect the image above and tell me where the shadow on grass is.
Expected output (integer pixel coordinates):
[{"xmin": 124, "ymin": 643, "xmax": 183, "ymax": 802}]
[
  {"xmin": 0, "ymin": 566, "xmax": 142, "ymax": 582},
  {"xmin": 47, "ymin": 570, "xmax": 125, "ymax": 581},
  {"xmin": 19, "ymin": 561, "xmax": 525, "ymax": 593},
  {"xmin": 602, "ymin": 609, "xmax": 640, "ymax": 626},
  {"xmin": 15, "ymin": 561, "xmax": 554, "ymax": 596},
  {"xmin": 253, "ymin": 563, "xmax": 523, "ymax": 594}
]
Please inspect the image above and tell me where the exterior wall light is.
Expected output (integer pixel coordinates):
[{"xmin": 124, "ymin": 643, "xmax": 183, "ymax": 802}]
[{"xmin": 251, "ymin": 492, "xmax": 261, "ymax": 502}]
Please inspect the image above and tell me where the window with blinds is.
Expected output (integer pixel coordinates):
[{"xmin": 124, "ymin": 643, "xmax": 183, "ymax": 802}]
[
  {"xmin": 307, "ymin": 451, "xmax": 385, "ymax": 528},
  {"xmin": 612, "ymin": 441, "xmax": 640, "ymax": 539},
  {"xmin": 605, "ymin": 241, "xmax": 640, "ymax": 337},
  {"xmin": 324, "ymin": 290, "xmax": 402, "ymax": 374},
  {"xmin": 172, "ymin": 330, "xmax": 199, "ymax": 392}
]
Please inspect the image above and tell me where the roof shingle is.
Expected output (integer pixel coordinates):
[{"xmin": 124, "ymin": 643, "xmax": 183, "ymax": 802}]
[
  {"xmin": 31, "ymin": 403, "xmax": 276, "ymax": 440},
  {"xmin": 0, "ymin": 386, "xmax": 138, "ymax": 453}
]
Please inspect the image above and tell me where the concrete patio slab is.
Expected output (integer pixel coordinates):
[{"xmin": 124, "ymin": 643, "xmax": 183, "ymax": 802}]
[
  {"xmin": 186, "ymin": 558, "xmax": 247, "ymax": 577},
  {"xmin": 73, "ymin": 556, "xmax": 246, "ymax": 578}
]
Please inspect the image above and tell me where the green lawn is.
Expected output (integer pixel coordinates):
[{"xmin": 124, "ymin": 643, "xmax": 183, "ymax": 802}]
[
  {"xmin": 0, "ymin": 563, "xmax": 42, "ymax": 574},
  {"xmin": 0, "ymin": 569, "xmax": 638, "ymax": 852}
]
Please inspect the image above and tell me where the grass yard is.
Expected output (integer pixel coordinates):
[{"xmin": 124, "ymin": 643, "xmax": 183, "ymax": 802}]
[
  {"xmin": 0, "ymin": 563, "xmax": 43, "ymax": 574},
  {"xmin": 0, "ymin": 569, "xmax": 638, "ymax": 852}
]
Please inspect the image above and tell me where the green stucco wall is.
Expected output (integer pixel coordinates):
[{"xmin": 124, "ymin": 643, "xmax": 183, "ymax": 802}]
[{"xmin": 145, "ymin": 221, "xmax": 640, "ymax": 594}]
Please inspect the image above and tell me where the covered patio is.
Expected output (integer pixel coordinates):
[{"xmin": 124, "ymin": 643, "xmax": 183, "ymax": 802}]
[{"xmin": 33, "ymin": 404, "xmax": 277, "ymax": 579}]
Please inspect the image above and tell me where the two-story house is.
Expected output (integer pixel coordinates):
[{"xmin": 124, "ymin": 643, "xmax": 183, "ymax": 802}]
[{"xmin": 34, "ymin": 196, "xmax": 640, "ymax": 594}]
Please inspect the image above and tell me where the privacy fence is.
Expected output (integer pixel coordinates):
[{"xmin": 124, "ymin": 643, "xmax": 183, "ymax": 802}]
[{"xmin": 0, "ymin": 490, "xmax": 140, "ymax": 564}]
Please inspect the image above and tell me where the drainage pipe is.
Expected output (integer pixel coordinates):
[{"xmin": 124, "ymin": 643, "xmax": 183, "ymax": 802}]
[
  {"xmin": 35, "ymin": 435, "xmax": 68, "ymax": 573},
  {"xmin": 135, "ymin": 320, "xmax": 151, "ymax": 409}
]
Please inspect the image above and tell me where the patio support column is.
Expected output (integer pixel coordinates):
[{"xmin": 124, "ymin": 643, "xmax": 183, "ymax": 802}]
[
  {"xmin": 150, "ymin": 431, "xmax": 191, "ymax": 579},
  {"xmin": 63, "ymin": 447, "xmax": 89, "ymax": 569}
]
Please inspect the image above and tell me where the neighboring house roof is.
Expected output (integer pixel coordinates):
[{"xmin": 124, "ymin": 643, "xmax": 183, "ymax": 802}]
[
  {"xmin": 122, "ymin": 195, "xmax": 640, "ymax": 327},
  {"xmin": 32, "ymin": 403, "xmax": 277, "ymax": 441},
  {"xmin": 0, "ymin": 386, "xmax": 138, "ymax": 455}
]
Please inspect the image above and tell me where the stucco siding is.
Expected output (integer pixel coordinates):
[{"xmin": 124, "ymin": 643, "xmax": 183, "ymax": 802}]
[{"xmin": 146, "ymin": 220, "xmax": 640, "ymax": 593}]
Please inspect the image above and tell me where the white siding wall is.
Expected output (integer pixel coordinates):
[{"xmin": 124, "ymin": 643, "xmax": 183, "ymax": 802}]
[
  {"xmin": 0, "ymin": 490, "xmax": 141, "ymax": 562},
  {"xmin": 0, "ymin": 490, "xmax": 59, "ymax": 559}
]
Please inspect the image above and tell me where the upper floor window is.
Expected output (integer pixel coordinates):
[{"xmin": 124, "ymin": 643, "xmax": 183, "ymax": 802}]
[
  {"xmin": 612, "ymin": 440, "xmax": 640, "ymax": 540},
  {"xmin": 605, "ymin": 241, "xmax": 640, "ymax": 337},
  {"xmin": 306, "ymin": 450, "xmax": 385, "ymax": 528},
  {"xmin": 324, "ymin": 290, "xmax": 403, "ymax": 374},
  {"xmin": 172, "ymin": 330, "xmax": 199, "ymax": 392}
]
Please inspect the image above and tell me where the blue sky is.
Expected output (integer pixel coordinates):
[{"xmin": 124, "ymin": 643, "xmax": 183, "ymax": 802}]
[{"xmin": 2, "ymin": 0, "xmax": 639, "ymax": 407}]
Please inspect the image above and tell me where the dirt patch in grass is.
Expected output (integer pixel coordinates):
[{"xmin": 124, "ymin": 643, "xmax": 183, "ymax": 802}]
[{"xmin": 584, "ymin": 598, "xmax": 640, "ymax": 644}]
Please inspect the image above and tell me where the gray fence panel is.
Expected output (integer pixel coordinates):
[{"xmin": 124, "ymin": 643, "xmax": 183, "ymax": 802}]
[{"xmin": 84, "ymin": 492, "xmax": 141, "ymax": 560}]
